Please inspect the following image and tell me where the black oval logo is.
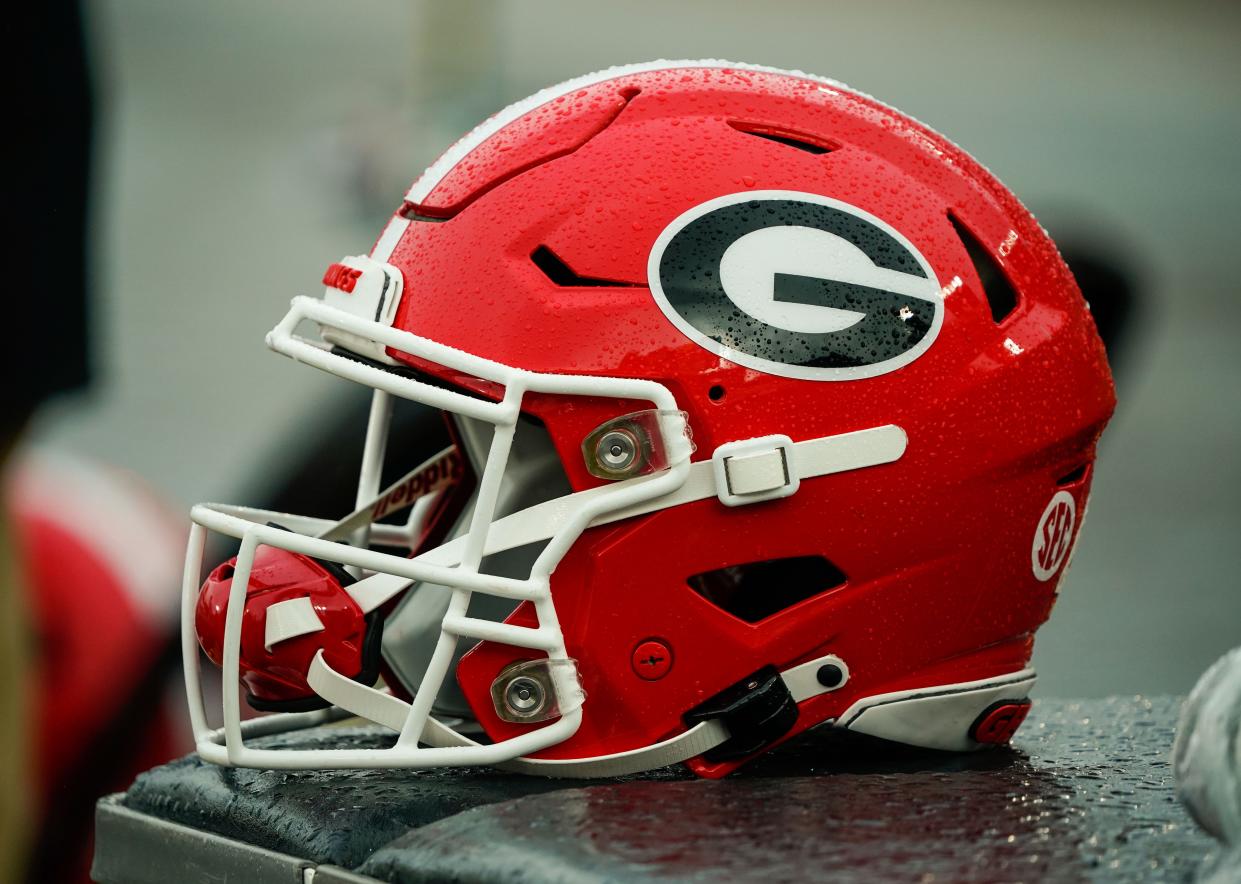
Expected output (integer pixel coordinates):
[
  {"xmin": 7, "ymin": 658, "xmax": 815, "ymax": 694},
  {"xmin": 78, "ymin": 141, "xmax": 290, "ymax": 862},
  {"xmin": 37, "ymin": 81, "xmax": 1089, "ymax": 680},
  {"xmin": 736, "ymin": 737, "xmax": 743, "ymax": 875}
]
[{"xmin": 647, "ymin": 191, "xmax": 943, "ymax": 380}]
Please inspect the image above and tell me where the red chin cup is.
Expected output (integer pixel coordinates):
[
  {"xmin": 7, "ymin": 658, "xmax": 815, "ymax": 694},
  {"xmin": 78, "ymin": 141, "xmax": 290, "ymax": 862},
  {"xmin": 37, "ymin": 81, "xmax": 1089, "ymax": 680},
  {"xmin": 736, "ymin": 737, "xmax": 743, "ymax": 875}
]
[{"xmin": 195, "ymin": 546, "xmax": 382, "ymax": 711}]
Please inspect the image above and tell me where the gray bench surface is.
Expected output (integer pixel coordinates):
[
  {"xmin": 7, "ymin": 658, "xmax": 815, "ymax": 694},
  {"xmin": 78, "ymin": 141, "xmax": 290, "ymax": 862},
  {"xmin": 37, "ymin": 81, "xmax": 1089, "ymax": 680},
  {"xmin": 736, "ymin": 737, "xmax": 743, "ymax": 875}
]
[{"xmin": 93, "ymin": 696, "xmax": 1226, "ymax": 883}]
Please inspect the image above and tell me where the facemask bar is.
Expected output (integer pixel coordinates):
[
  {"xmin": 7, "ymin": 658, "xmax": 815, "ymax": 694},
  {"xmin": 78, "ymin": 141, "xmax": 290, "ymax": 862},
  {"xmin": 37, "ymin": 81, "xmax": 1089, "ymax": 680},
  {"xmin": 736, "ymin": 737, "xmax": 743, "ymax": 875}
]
[
  {"xmin": 183, "ymin": 295, "xmax": 694, "ymax": 769},
  {"xmin": 351, "ymin": 385, "xmax": 393, "ymax": 558}
]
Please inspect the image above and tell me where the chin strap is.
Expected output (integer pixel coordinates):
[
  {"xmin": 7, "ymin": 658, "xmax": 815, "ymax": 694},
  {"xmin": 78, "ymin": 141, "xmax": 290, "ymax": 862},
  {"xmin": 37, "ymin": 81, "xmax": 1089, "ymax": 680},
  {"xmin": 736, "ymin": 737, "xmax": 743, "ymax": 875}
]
[
  {"xmin": 307, "ymin": 653, "xmax": 1039, "ymax": 777},
  {"xmin": 342, "ymin": 423, "xmax": 908, "ymax": 615},
  {"xmin": 430, "ymin": 717, "xmax": 732, "ymax": 779},
  {"xmin": 307, "ymin": 649, "xmax": 854, "ymax": 778}
]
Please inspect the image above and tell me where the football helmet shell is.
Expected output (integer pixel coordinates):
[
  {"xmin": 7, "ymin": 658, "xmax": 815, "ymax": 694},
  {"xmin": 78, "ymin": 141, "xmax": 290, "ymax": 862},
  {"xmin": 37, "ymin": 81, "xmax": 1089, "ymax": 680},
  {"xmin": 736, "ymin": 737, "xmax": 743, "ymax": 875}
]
[{"xmin": 183, "ymin": 60, "xmax": 1114, "ymax": 778}]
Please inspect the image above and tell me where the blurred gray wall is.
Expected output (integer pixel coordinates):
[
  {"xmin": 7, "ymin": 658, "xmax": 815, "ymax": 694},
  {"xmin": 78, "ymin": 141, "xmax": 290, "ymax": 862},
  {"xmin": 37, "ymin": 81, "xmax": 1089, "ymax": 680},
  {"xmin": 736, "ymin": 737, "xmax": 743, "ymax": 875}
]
[{"xmin": 33, "ymin": 0, "xmax": 1241, "ymax": 697}]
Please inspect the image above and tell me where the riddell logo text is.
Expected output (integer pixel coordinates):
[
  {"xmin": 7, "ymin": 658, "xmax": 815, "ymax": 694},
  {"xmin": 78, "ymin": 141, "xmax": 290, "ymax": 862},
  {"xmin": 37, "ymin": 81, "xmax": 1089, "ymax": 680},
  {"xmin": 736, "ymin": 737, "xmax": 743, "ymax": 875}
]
[
  {"xmin": 323, "ymin": 263, "xmax": 363, "ymax": 293},
  {"xmin": 370, "ymin": 450, "xmax": 464, "ymax": 522}
]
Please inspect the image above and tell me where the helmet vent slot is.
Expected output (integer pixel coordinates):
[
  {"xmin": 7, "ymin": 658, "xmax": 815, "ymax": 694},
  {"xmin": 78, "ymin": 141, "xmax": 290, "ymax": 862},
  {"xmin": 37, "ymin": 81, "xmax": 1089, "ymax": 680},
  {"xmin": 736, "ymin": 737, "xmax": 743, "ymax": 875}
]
[
  {"xmin": 728, "ymin": 120, "xmax": 838, "ymax": 155},
  {"xmin": 687, "ymin": 555, "xmax": 846, "ymax": 624},
  {"xmin": 531, "ymin": 245, "xmax": 643, "ymax": 288},
  {"xmin": 1056, "ymin": 462, "xmax": 1091, "ymax": 487},
  {"xmin": 948, "ymin": 212, "xmax": 1019, "ymax": 324}
]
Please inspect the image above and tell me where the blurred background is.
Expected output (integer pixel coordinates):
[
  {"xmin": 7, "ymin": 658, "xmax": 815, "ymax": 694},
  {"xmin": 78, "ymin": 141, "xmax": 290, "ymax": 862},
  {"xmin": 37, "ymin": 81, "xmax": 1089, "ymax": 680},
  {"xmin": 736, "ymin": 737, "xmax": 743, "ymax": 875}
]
[{"xmin": 5, "ymin": 0, "xmax": 1240, "ymax": 877}]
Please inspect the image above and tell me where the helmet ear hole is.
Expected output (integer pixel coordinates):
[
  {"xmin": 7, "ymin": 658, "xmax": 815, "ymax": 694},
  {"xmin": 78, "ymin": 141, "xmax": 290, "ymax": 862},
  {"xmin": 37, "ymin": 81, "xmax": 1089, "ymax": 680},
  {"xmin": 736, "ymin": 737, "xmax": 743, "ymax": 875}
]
[
  {"xmin": 708, "ymin": 385, "xmax": 726, "ymax": 402},
  {"xmin": 688, "ymin": 556, "xmax": 846, "ymax": 623}
]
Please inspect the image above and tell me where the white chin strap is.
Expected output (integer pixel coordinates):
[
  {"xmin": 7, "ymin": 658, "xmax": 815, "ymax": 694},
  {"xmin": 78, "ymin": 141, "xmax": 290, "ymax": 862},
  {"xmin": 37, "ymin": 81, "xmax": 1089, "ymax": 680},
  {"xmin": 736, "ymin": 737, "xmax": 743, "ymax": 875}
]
[
  {"xmin": 307, "ymin": 650, "xmax": 1038, "ymax": 777},
  {"xmin": 340, "ymin": 423, "xmax": 909, "ymax": 617},
  {"xmin": 307, "ymin": 650, "xmax": 728, "ymax": 777},
  {"xmin": 307, "ymin": 649, "xmax": 848, "ymax": 777}
]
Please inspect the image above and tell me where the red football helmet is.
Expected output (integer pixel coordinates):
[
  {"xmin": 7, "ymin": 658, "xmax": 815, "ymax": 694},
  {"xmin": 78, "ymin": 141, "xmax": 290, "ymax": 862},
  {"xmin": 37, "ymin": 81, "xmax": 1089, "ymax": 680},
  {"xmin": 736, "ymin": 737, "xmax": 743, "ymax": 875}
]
[{"xmin": 186, "ymin": 61, "xmax": 1114, "ymax": 777}]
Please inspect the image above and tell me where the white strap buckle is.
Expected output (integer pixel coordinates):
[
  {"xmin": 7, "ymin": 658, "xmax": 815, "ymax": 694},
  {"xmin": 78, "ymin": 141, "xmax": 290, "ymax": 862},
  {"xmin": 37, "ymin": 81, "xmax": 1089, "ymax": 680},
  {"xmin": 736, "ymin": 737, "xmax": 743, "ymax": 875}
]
[{"xmin": 712, "ymin": 435, "xmax": 800, "ymax": 507}]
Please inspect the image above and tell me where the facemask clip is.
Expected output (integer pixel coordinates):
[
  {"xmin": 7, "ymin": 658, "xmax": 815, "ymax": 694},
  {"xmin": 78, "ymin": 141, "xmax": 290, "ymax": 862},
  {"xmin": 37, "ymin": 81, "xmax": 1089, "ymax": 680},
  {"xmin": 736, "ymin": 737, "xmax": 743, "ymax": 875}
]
[
  {"xmin": 490, "ymin": 658, "xmax": 585, "ymax": 724},
  {"xmin": 582, "ymin": 409, "xmax": 694, "ymax": 481}
]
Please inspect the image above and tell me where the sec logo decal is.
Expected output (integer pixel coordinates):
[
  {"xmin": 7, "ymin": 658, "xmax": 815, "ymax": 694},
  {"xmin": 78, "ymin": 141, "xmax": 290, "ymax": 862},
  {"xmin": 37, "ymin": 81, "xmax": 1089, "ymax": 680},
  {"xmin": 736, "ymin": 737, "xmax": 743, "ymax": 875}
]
[
  {"xmin": 1032, "ymin": 490, "xmax": 1077, "ymax": 581},
  {"xmin": 647, "ymin": 190, "xmax": 943, "ymax": 381}
]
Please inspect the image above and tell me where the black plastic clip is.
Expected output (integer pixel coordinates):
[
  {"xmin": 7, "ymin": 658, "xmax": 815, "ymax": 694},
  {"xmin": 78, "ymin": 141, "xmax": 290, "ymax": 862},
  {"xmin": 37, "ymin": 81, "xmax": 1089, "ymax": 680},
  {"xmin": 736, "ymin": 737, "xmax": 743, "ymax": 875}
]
[{"xmin": 685, "ymin": 665, "xmax": 799, "ymax": 762}]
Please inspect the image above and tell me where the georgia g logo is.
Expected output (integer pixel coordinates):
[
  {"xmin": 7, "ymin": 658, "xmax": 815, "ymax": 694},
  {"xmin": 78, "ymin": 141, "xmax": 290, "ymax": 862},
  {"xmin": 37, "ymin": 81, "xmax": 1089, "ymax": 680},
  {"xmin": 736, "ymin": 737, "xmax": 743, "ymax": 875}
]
[{"xmin": 647, "ymin": 191, "xmax": 943, "ymax": 381}]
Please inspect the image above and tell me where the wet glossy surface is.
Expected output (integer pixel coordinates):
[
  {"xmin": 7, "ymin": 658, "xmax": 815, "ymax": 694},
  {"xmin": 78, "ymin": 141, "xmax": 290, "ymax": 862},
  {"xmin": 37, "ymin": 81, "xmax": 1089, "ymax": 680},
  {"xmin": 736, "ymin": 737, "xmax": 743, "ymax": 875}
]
[{"xmin": 121, "ymin": 696, "xmax": 1224, "ymax": 881}]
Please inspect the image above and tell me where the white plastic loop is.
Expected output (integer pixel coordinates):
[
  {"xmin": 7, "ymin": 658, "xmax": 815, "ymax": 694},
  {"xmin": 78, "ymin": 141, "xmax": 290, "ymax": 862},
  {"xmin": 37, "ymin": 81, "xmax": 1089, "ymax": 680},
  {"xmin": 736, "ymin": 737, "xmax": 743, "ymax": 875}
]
[
  {"xmin": 712, "ymin": 435, "xmax": 799, "ymax": 507},
  {"xmin": 263, "ymin": 596, "xmax": 324, "ymax": 651}
]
